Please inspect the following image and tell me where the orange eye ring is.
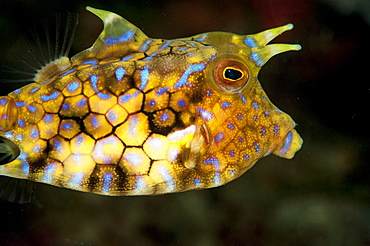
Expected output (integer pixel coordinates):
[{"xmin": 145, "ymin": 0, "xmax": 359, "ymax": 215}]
[{"xmin": 213, "ymin": 60, "xmax": 249, "ymax": 92}]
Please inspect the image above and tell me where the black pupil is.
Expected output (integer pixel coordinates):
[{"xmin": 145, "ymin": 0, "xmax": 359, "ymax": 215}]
[{"xmin": 224, "ymin": 69, "xmax": 242, "ymax": 80}]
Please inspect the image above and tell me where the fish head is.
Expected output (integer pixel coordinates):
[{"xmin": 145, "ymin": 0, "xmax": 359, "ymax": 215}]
[{"xmin": 162, "ymin": 25, "xmax": 303, "ymax": 179}]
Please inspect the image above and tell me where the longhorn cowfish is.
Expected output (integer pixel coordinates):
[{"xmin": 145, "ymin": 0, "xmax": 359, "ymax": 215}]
[{"xmin": 0, "ymin": 7, "xmax": 303, "ymax": 201}]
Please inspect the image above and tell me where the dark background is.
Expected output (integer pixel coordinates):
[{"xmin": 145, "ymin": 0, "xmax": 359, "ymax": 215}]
[{"xmin": 0, "ymin": 0, "xmax": 369, "ymax": 245}]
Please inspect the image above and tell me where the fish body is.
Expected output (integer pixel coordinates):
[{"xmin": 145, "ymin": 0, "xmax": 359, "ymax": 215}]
[{"xmin": 0, "ymin": 7, "xmax": 302, "ymax": 196}]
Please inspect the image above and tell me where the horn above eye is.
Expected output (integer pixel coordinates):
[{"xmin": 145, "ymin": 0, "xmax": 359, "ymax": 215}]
[{"xmin": 213, "ymin": 60, "xmax": 249, "ymax": 93}]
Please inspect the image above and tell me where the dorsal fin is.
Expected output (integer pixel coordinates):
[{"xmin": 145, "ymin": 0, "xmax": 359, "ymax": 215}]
[
  {"xmin": 0, "ymin": 12, "xmax": 79, "ymax": 84},
  {"xmin": 72, "ymin": 7, "xmax": 149, "ymax": 63}
]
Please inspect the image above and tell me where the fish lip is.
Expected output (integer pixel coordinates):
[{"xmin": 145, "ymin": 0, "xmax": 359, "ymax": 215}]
[{"xmin": 273, "ymin": 128, "xmax": 303, "ymax": 159}]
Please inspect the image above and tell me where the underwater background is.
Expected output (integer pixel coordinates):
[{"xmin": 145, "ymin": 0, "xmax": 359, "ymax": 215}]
[{"xmin": 0, "ymin": 0, "xmax": 369, "ymax": 245}]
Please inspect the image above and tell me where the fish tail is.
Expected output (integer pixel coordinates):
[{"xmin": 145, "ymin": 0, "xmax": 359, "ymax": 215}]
[{"xmin": 0, "ymin": 136, "xmax": 20, "ymax": 165}]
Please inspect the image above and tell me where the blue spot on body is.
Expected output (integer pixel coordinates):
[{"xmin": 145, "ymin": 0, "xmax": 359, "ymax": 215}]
[
  {"xmin": 119, "ymin": 94, "xmax": 132, "ymax": 103},
  {"xmin": 160, "ymin": 41, "xmax": 171, "ymax": 49},
  {"xmin": 62, "ymin": 103, "xmax": 70, "ymax": 110},
  {"xmin": 121, "ymin": 55, "xmax": 133, "ymax": 61},
  {"xmin": 244, "ymin": 37, "xmax": 258, "ymax": 47},
  {"xmin": 21, "ymin": 158, "xmax": 29, "ymax": 175},
  {"xmin": 174, "ymin": 63, "xmax": 206, "ymax": 89},
  {"xmin": 158, "ymin": 166, "xmax": 176, "ymax": 191},
  {"xmin": 194, "ymin": 34, "xmax": 207, "ymax": 42},
  {"xmin": 60, "ymin": 68, "xmax": 76, "ymax": 77},
  {"xmin": 204, "ymin": 157, "xmax": 220, "ymax": 169},
  {"xmin": 18, "ymin": 119, "xmax": 25, "ymax": 127},
  {"xmin": 105, "ymin": 30, "xmax": 135, "ymax": 45},
  {"xmin": 206, "ymin": 89, "xmax": 213, "ymax": 96},
  {"xmin": 229, "ymin": 150, "xmax": 235, "ymax": 157},
  {"xmin": 238, "ymin": 93, "xmax": 247, "ymax": 103},
  {"xmin": 13, "ymin": 89, "xmax": 22, "ymax": 95},
  {"xmin": 81, "ymin": 60, "xmax": 97, "ymax": 65},
  {"xmin": 97, "ymin": 92, "xmax": 111, "ymax": 100},
  {"xmin": 227, "ymin": 123, "xmax": 235, "ymax": 130},
  {"xmin": 67, "ymin": 81, "xmax": 79, "ymax": 92},
  {"xmin": 177, "ymin": 99, "xmax": 186, "ymax": 108},
  {"xmin": 252, "ymin": 101, "xmax": 259, "ymax": 109},
  {"xmin": 31, "ymin": 128, "xmax": 39, "ymax": 139},
  {"xmin": 15, "ymin": 101, "xmax": 25, "ymax": 107},
  {"xmin": 44, "ymin": 115, "xmax": 52, "ymax": 122},
  {"xmin": 156, "ymin": 87, "xmax": 169, "ymax": 95},
  {"xmin": 0, "ymin": 98, "xmax": 7, "ymax": 106},
  {"xmin": 69, "ymin": 172, "xmax": 84, "ymax": 186},
  {"xmin": 129, "ymin": 117, "xmax": 138, "ymax": 135},
  {"xmin": 107, "ymin": 111, "xmax": 117, "ymax": 122},
  {"xmin": 253, "ymin": 142, "xmax": 260, "ymax": 153},
  {"xmin": 238, "ymin": 137, "xmax": 244, "ymax": 143},
  {"xmin": 62, "ymin": 122, "xmax": 72, "ymax": 130},
  {"xmin": 177, "ymin": 47, "xmax": 189, "ymax": 51},
  {"xmin": 213, "ymin": 173, "xmax": 221, "ymax": 185},
  {"xmin": 193, "ymin": 177, "xmax": 201, "ymax": 186},
  {"xmin": 91, "ymin": 116, "xmax": 99, "ymax": 128},
  {"xmin": 243, "ymin": 154, "xmax": 250, "ymax": 160},
  {"xmin": 41, "ymin": 91, "xmax": 59, "ymax": 102},
  {"xmin": 26, "ymin": 105, "xmax": 37, "ymax": 112},
  {"xmin": 42, "ymin": 163, "xmax": 57, "ymax": 182},
  {"xmin": 90, "ymin": 75, "xmax": 99, "ymax": 92},
  {"xmin": 4, "ymin": 132, "xmax": 14, "ymax": 138},
  {"xmin": 160, "ymin": 113, "xmax": 170, "ymax": 122},
  {"xmin": 237, "ymin": 113, "xmax": 244, "ymax": 120},
  {"xmin": 15, "ymin": 134, "xmax": 23, "ymax": 141},
  {"xmin": 273, "ymin": 124, "xmax": 279, "ymax": 135},
  {"xmin": 196, "ymin": 107, "xmax": 214, "ymax": 121},
  {"xmin": 263, "ymin": 111, "xmax": 270, "ymax": 117},
  {"xmin": 115, "ymin": 67, "xmax": 125, "ymax": 81},
  {"xmin": 102, "ymin": 172, "xmax": 113, "ymax": 193},
  {"xmin": 221, "ymin": 101, "xmax": 231, "ymax": 109},
  {"xmin": 214, "ymin": 133, "xmax": 224, "ymax": 143},
  {"xmin": 54, "ymin": 139, "xmax": 62, "ymax": 151},
  {"xmin": 134, "ymin": 176, "xmax": 147, "ymax": 190},
  {"xmin": 30, "ymin": 87, "xmax": 40, "ymax": 94},
  {"xmin": 77, "ymin": 99, "xmax": 87, "ymax": 107},
  {"xmin": 261, "ymin": 126, "xmax": 267, "ymax": 136},
  {"xmin": 250, "ymin": 52, "xmax": 264, "ymax": 66},
  {"xmin": 140, "ymin": 67, "xmax": 150, "ymax": 90},
  {"xmin": 144, "ymin": 51, "xmax": 158, "ymax": 61},
  {"xmin": 140, "ymin": 39, "xmax": 152, "ymax": 51}
]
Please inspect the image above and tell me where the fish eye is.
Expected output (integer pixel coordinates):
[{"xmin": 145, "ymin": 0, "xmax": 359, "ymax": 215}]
[
  {"xmin": 223, "ymin": 67, "xmax": 244, "ymax": 81},
  {"xmin": 213, "ymin": 60, "xmax": 249, "ymax": 92}
]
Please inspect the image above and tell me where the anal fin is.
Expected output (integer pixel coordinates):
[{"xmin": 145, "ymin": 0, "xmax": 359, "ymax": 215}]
[{"xmin": 0, "ymin": 177, "xmax": 34, "ymax": 204}]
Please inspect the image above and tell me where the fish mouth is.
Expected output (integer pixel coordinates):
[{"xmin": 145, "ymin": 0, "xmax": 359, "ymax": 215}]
[{"xmin": 273, "ymin": 129, "xmax": 303, "ymax": 159}]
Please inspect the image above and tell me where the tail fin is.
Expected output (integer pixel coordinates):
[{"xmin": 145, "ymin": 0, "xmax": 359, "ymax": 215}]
[{"xmin": 0, "ymin": 136, "xmax": 20, "ymax": 165}]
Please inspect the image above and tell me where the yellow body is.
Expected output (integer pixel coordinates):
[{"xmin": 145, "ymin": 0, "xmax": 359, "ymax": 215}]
[{"xmin": 0, "ymin": 7, "xmax": 302, "ymax": 195}]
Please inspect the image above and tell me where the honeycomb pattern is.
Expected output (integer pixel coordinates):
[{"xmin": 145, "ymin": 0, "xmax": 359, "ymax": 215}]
[{"xmin": 0, "ymin": 7, "xmax": 302, "ymax": 196}]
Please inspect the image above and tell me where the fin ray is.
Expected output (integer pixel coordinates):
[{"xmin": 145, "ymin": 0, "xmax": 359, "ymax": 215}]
[{"xmin": 0, "ymin": 177, "xmax": 34, "ymax": 204}]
